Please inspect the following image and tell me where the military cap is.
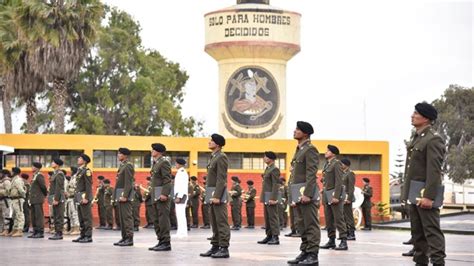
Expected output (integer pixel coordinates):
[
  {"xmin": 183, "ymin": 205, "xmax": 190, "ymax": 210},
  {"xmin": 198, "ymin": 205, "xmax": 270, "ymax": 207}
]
[
  {"xmin": 341, "ymin": 158, "xmax": 351, "ymax": 166},
  {"xmin": 151, "ymin": 143, "xmax": 166, "ymax": 153},
  {"xmin": 80, "ymin": 154, "xmax": 91, "ymax": 163},
  {"xmin": 231, "ymin": 176, "xmax": 240, "ymax": 183},
  {"xmin": 211, "ymin": 133, "xmax": 226, "ymax": 146},
  {"xmin": 52, "ymin": 158, "xmax": 64, "ymax": 166},
  {"xmin": 104, "ymin": 179, "xmax": 111, "ymax": 184},
  {"xmin": 327, "ymin": 144, "xmax": 340, "ymax": 155},
  {"xmin": 98, "ymin": 175, "xmax": 105, "ymax": 180},
  {"xmin": 146, "ymin": 176, "xmax": 151, "ymax": 181},
  {"xmin": 11, "ymin": 167, "xmax": 21, "ymax": 175},
  {"xmin": 415, "ymin": 102, "xmax": 438, "ymax": 121},
  {"xmin": 190, "ymin": 176, "xmax": 197, "ymax": 181},
  {"xmin": 118, "ymin": 147, "xmax": 131, "ymax": 155},
  {"xmin": 296, "ymin": 121, "xmax": 314, "ymax": 135},
  {"xmin": 176, "ymin": 158, "xmax": 186, "ymax": 165},
  {"xmin": 70, "ymin": 166, "xmax": 78, "ymax": 175},
  {"xmin": 264, "ymin": 151, "xmax": 277, "ymax": 160},
  {"xmin": 247, "ymin": 180, "xmax": 254, "ymax": 185},
  {"xmin": 32, "ymin": 162, "xmax": 43, "ymax": 169},
  {"xmin": 1, "ymin": 169, "xmax": 11, "ymax": 177},
  {"xmin": 21, "ymin": 173, "xmax": 29, "ymax": 180},
  {"xmin": 363, "ymin": 177, "xmax": 370, "ymax": 183}
]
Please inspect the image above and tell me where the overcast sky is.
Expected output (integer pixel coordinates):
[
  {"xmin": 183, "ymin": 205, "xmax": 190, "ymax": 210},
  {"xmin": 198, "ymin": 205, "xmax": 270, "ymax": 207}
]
[{"xmin": 1, "ymin": 0, "xmax": 472, "ymax": 171}]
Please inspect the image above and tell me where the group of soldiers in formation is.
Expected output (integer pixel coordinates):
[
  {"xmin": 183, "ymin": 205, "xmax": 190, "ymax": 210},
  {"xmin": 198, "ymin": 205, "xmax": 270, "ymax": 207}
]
[{"xmin": 0, "ymin": 102, "xmax": 446, "ymax": 265}]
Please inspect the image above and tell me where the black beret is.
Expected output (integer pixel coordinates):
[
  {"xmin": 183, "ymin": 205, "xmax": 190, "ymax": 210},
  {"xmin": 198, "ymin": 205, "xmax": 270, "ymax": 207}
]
[
  {"xmin": 363, "ymin": 177, "xmax": 370, "ymax": 183},
  {"xmin": 53, "ymin": 158, "xmax": 64, "ymax": 166},
  {"xmin": 190, "ymin": 176, "xmax": 197, "ymax": 181},
  {"xmin": 296, "ymin": 121, "xmax": 314, "ymax": 135},
  {"xmin": 146, "ymin": 176, "xmax": 151, "ymax": 181},
  {"xmin": 203, "ymin": 176, "xmax": 207, "ymax": 180},
  {"xmin": 11, "ymin": 167, "xmax": 21, "ymax": 175},
  {"xmin": 21, "ymin": 173, "xmax": 29, "ymax": 180},
  {"xmin": 151, "ymin": 143, "xmax": 166, "ymax": 153},
  {"xmin": 415, "ymin": 102, "xmax": 438, "ymax": 121},
  {"xmin": 98, "ymin": 175, "xmax": 105, "ymax": 180},
  {"xmin": 48, "ymin": 171, "xmax": 54, "ymax": 176},
  {"xmin": 341, "ymin": 158, "xmax": 351, "ymax": 166},
  {"xmin": 32, "ymin": 162, "xmax": 42, "ymax": 169},
  {"xmin": 70, "ymin": 166, "xmax": 78, "ymax": 174},
  {"xmin": 80, "ymin": 154, "xmax": 91, "ymax": 163},
  {"xmin": 104, "ymin": 179, "xmax": 111, "ymax": 184},
  {"xmin": 211, "ymin": 133, "xmax": 226, "ymax": 146},
  {"xmin": 176, "ymin": 158, "xmax": 186, "ymax": 165},
  {"xmin": 231, "ymin": 176, "xmax": 240, "ymax": 183},
  {"xmin": 247, "ymin": 180, "xmax": 254, "ymax": 185},
  {"xmin": 327, "ymin": 144, "xmax": 340, "ymax": 155},
  {"xmin": 264, "ymin": 151, "xmax": 277, "ymax": 160},
  {"xmin": 65, "ymin": 175, "xmax": 71, "ymax": 181},
  {"xmin": 118, "ymin": 147, "xmax": 131, "ymax": 155}
]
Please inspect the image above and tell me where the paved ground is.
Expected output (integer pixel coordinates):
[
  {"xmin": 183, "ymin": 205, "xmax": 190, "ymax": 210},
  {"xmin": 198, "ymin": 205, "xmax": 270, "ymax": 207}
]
[{"xmin": 1, "ymin": 227, "xmax": 473, "ymax": 265}]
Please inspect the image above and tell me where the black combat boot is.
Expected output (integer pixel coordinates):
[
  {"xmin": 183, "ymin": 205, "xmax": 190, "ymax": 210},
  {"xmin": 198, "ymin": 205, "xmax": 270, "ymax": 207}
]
[
  {"xmin": 149, "ymin": 241, "xmax": 161, "ymax": 250},
  {"xmin": 347, "ymin": 231, "xmax": 356, "ymax": 240},
  {"xmin": 402, "ymin": 238, "xmax": 413, "ymax": 245},
  {"xmin": 267, "ymin": 235, "xmax": 280, "ymax": 245},
  {"xmin": 79, "ymin": 236, "xmax": 93, "ymax": 243},
  {"xmin": 335, "ymin": 238, "xmax": 348, "ymax": 250},
  {"xmin": 49, "ymin": 231, "xmax": 63, "ymax": 240},
  {"xmin": 27, "ymin": 231, "xmax": 37, "ymax": 238},
  {"xmin": 113, "ymin": 238, "xmax": 125, "ymax": 246},
  {"xmin": 284, "ymin": 230, "xmax": 296, "ymax": 237},
  {"xmin": 211, "ymin": 247, "xmax": 230, "ymax": 258},
  {"xmin": 299, "ymin": 252, "xmax": 319, "ymax": 265},
  {"xmin": 320, "ymin": 237, "xmax": 336, "ymax": 249},
  {"xmin": 72, "ymin": 235, "xmax": 84, "ymax": 242},
  {"xmin": 153, "ymin": 242, "xmax": 171, "ymax": 251},
  {"xmin": 200, "ymin": 245, "xmax": 219, "ymax": 257},
  {"xmin": 118, "ymin": 237, "xmax": 133, "ymax": 246},
  {"xmin": 402, "ymin": 248, "xmax": 415, "ymax": 257},
  {"xmin": 257, "ymin": 235, "xmax": 271, "ymax": 244},
  {"xmin": 287, "ymin": 251, "xmax": 308, "ymax": 264}
]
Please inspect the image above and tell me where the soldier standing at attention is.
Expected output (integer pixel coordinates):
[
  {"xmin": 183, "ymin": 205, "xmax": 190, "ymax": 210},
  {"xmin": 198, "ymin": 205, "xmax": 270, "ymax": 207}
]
[
  {"xmin": 287, "ymin": 121, "xmax": 320, "ymax": 265},
  {"xmin": 72, "ymin": 154, "xmax": 93, "ymax": 243},
  {"xmin": 257, "ymin": 151, "xmax": 281, "ymax": 245},
  {"xmin": 200, "ymin": 177, "xmax": 210, "ymax": 229},
  {"xmin": 401, "ymin": 102, "xmax": 446, "ymax": 266},
  {"xmin": 0, "ymin": 170, "xmax": 12, "ymax": 236},
  {"xmin": 361, "ymin": 177, "xmax": 373, "ymax": 230},
  {"xmin": 189, "ymin": 176, "xmax": 201, "ymax": 229},
  {"xmin": 244, "ymin": 180, "xmax": 257, "ymax": 229},
  {"xmin": 229, "ymin": 176, "xmax": 242, "ymax": 230},
  {"xmin": 341, "ymin": 158, "xmax": 356, "ymax": 240},
  {"xmin": 113, "ymin": 148, "xmax": 135, "ymax": 247},
  {"xmin": 199, "ymin": 134, "xmax": 230, "ymax": 259},
  {"xmin": 103, "ymin": 179, "xmax": 114, "ymax": 230},
  {"xmin": 133, "ymin": 183, "xmax": 143, "ymax": 231},
  {"xmin": 143, "ymin": 176, "xmax": 155, "ymax": 229},
  {"xmin": 28, "ymin": 162, "xmax": 47, "ymax": 239},
  {"xmin": 9, "ymin": 167, "xmax": 26, "ymax": 237},
  {"xmin": 320, "ymin": 144, "xmax": 348, "ymax": 251},
  {"xmin": 279, "ymin": 177, "xmax": 289, "ymax": 230},
  {"xmin": 148, "ymin": 143, "xmax": 173, "ymax": 252},
  {"xmin": 48, "ymin": 158, "xmax": 65, "ymax": 240},
  {"xmin": 95, "ymin": 175, "xmax": 106, "ymax": 229}
]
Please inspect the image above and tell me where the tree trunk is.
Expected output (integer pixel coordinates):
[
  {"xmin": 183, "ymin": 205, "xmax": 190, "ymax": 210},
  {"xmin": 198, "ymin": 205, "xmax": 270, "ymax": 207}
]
[
  {"xmin": 1, "ymin": 85, "xmax": 13, "ymax": 133},
  {"xmin": 52, "ymin": 78, "xmax": 67, "ymax": 134},
  {"xmin": 25, "ymin": 95, "xmax": 38, "ymax": 133}
]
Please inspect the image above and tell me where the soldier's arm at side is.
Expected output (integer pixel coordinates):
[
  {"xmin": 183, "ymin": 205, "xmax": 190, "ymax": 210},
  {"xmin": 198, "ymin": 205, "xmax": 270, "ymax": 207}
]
[
  {"xmin": 214, "ymin": 155, "xmax": 228, "ymax": 200},
  {"xmin": 54, "ymin": 174, "xmax": 64, "ymax": 201},
  {"xmin": 270, "ymin": 168, "xmax": 280, "ymax": 200},
  {"xmin": 348, "ymin": 172, "xmax": 356, "ymax": 202},
  {"xmin": 38, "ymin": 174, "xmax": 48, "ymax": 196},
  {"xmin": 161, "ymin": 161, "xmax": 173, "ymax": 196},
  {"xmin": 334, "ymin": 161, "xmax": 344, "ymax": 199},
  {"xmin": 84, "ymin": 170, "xmax": 93, "ymax": 200},
  {"xmin": 123, "ymin": 164, "xmax": 134, "ymax": 198},
  {"xmin": 303, "ymin": 147, "xmax": 318, "ymax": 198},
  {"xmin": 424, "ymin": 136, "xmax": 445, "ymax": 200}
]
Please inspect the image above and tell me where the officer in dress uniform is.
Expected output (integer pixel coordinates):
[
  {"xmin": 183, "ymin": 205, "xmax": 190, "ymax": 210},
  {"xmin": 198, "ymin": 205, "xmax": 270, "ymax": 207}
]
[
  {"xmin": 244, "ymin": 180, "xmax": 257, "ymax": 229},
  {"xmin": 361, "ymin": 178, "xmax": 373, "ymax": 230},
  {"xmin": 341, "ymin": 158, "xmax": 356, "ymax": 240},
  {"xmin": 28, "ymin": 162, "xmax": 47, "ymax": 239},
  {"xmin": 48, "ymin": 158, "xmax": 65, "ymax": 240},
  {"xmin": 72, "ymin": 154, "xmax": 93, "ymax": 243},
  {"xmin": 229, "ymin": 176, "xmax": 242, "ymax": 230}
]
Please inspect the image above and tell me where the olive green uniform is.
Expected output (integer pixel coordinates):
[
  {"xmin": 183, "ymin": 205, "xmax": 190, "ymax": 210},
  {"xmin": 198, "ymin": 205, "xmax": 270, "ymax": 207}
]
[
  {"xmin": 245, "ymin": 187, "xmax": 257, "ymax": 227},
  {"xmin": 261, "ymin": 163, "xmax": 281, "ymax": 236},
  {"xmin": 144, "ymin": 181, "xmax": 155, "ymax": 226},
  {"xmin": 116, "ymin": 160, "xmax": 135, "ymax": 240},
  {"xmin": 342, "ymin": 169, "xmax": 356, "ymax": 233},
  {"xmin": 361, "ymin": 184, "xmax": 372, "ymax": 228},
  {"xmin": 75, "ymin": 166, "xmax": 93, "ymax": 238},
  {"xmin": 190, "ymin": 182, "xmax": 201, "ymax": 226},
  {"xmin": 401, "ymin": 126, "xmax": 446, "ymax": 265},
  {"xmin": 29, "ymin": 171, "xmax": 48, "ymax": 235},
  {"xmin": 49, "ymin": 170, "xmax": 65, "ymax": 233},
  {"xmin": 279, "ymin": 184, "xmax": 289, "ymax": 228},
  {"xmin": 230, "ymin": 183, "xmax": 242, "ymax": 228},
  {"xmin": 96, "ymin": 184, "xmax": 106, "ymax": 227},
  {"xmin": 207, "ymin": 150, "xmax": 230, "ymax": 248},
  {"xmin": 133, "ymin": 186, "xmax": 143, "ymax": 228},
  {"xmin": 322, "ymin": 158, "xmax": 347, "ymax": 239},
  {"xmin": 104, "ymin": 186, "xmax": 114, "ymax": 227},
  {"xmin": 289, "ymin": 139, "xmax": 320, "ymax": 253},
  {"xmin": 201, "ymin": 187, "xmax": 210, "ymax": 227},
  {"xmin": 23, "ymin": 182, "xmax": 31, "ymax": 232},
  {"xmin": 150, "ymin": 156, "xmax": 172, "ymax": 243}
]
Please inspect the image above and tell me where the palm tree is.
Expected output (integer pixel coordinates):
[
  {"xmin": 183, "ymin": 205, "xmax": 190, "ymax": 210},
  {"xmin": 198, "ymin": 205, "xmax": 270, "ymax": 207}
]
[{"xmin": 16, "ymin": 0, "xmax": 103, "ymax": 133}]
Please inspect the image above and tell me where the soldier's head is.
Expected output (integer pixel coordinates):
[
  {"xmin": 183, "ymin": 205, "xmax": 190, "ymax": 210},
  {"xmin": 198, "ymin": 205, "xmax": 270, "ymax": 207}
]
[
  {"xmin": 325, "ymin": 144, "xmax": 339, "ymax": 159},
  {"xmin": 151, "ymin": 143, "xmax": 166, "ymax": 158},
  {"xmin": 104, "ymin": 179, "xmax": 111, "ymax": 187},
  {"xmin": 175, "ymin": 158, "xmax": 186, "ymax": 169},
  {"xmin": 146, "ymin": 176, "xmax": 151, "ymax": 181},
  {"xmin": 117, "ymin": 148, "xmax": 131, "ymax": 162},
  {"xmin": 231, "ymin": 176, "xmax": 240, "ymax": 184},
  {"xmin": 32, "ymin": 162, "xmax": 42, "ymax": 172},
  {"xmin": 78, "ymin": 154, "xmax": 91, "ymax": 166},
  {"xmin": 98, "ymin": 175, "xmax": 105, "ymax": 183},
  {"xmin": 341, "ymin": 158, "xmax": 351, "ymax": 170},
  {"xmin": 51, "ymin": 158, "xmax": 64, "ymax": 169},
  {"xmin": 294, "ymin": 121, "xmax": 314, "ymax": 141},
  {"xmin": 21, "ymin": 173, "xmax": 29, "ymax": 180},
  {"xmin": 363, "ymin": 177, "xmax": 370, "ymax": 185},
  {"xmin": 263, "ymin": 151, "xmax": 277, "ymax": 165},
  {"xmin": 11, "ymin": 167, "xmax": 21, "ymax": 176},
  {"xmin": 247, "ymin": 180, "xmax": 254, "ymax": 187},
  {"xmin": 191, "ymin": 175, "xmax": 197, "ymax": 183},
  {"xmin": 209, "ymin": 133, "xmax": 225, "ymax": 151},
  {"xmin": 412, "ymin": 102, "xmax": 438, "ymax": 128}
]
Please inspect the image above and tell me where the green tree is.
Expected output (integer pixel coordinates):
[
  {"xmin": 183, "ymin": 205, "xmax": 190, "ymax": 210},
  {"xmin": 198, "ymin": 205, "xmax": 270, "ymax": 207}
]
[
  {"xmin": 68, "ymin": 8, "xmax": 202, "ymax": 136},
  {"xmin": 432, "ymin": 85, "xmax": 474, "ymax": 184}
]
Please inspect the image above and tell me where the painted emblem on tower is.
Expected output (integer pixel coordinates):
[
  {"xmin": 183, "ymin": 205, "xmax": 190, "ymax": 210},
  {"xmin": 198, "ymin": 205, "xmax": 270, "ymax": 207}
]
[{"xmin": 225, "ymin": 66, "xmax": 279, "ymax": 128}]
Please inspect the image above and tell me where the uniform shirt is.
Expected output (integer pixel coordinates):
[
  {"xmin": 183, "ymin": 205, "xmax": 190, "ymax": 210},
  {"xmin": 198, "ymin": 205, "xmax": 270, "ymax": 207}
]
[
  {"xmin": 206, "ymin": 150, "xmax": 229, "ymax": 201},
  {"xmin": 289, "ymin": 139, "xmax": 319, "ymax": 200},
  {"xmin": 174, "ymin": 167, "xmax": 189, "ymax": 202},
  {"xmin": 104, "ymin": 186, "xmax": 114, "ymax": 207},
  {"xmin": 245, "ymin": 186, "xmax": 257, "ymax": 207},
  {"xmin": 322, "ymin": 158, "xmax": 344, "ymax": 199},
  {"xmin": 29, "ymin": 171, "xmax": 48, "ymax": 204},
  {"xmin": 401, "ymin": 126, "xmax": 445, "ymax": 201},
  {"xmin": 150, "ymin": 156, "xmax": 172, "ymax": 199},
  {"xmin": 49, "ymin": 170, "xmax": 65, "ymax": 202},
  {"xmin": 342, "ymin": 169, "xmax": 356, "ymax": 202},
  {"xmin": 260, "ymin": 163, "xmax": 281, "ymax": 202},
  {"xmin": 116, "ymin": 160, "xmax": 135, "ymax": 199},
  {"xmin": 0, "ymin": 177, "xmax": 12, "ymax": 198},
  {"xmin": 362, "ymin": 184, "xmax": 373, "ymax": 206},
  {"xmin": 9, "ymin": 175, "xmax": 26, "ymax": 198},
  {"xmin": 75, "ymin": 166, "xmax": 93, "ymax": 200},
  {"xmin": 230, "ymin": 183, "xmax": 242, "ymax": 206}
]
